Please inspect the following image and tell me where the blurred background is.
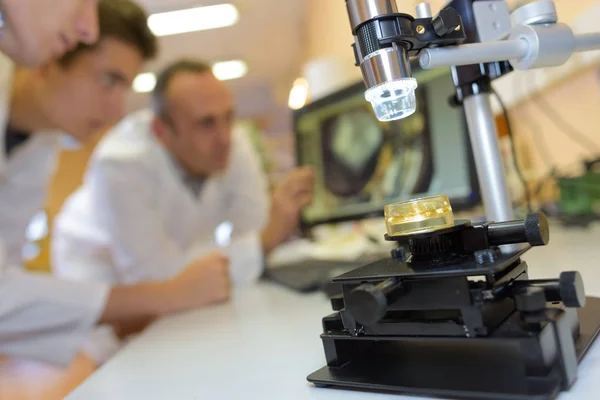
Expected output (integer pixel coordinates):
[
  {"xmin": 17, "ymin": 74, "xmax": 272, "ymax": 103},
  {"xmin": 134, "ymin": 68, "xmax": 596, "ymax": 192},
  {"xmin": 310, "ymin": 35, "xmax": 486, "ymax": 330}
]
[{"xmin": 22, "ymin": 0, "xmax": 600, "ymax": 272}]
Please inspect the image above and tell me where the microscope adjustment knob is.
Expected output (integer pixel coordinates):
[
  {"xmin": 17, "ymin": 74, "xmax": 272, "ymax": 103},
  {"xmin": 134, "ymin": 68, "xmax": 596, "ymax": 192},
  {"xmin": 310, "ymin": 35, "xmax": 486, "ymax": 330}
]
[
  {"xmin": 432, "ymin": 8, "xmax": 461, "ymax": 37},
  {"xmin": 559, "ymin": 271, "xmax": 586, "ymax": 308},
  {"xmin": 330, "ymin": 295, "xmax": 345, "ymax": 311},
  {"xmin": 524, "ymin": 213, "xmax": 550, "ymax": 246},
  {"xmin": 345, "ymin": 278, "xmax": 403, "ymax": 326},
  {"xmin": 487, "ymin": 213, "xmax": 550, "ymax": 247},
  {"xmin": 515, "ymin": 287, "xmax": 546, "ymax": 313},
  {"xmin": 345, "ymin": 283, "xmax": 388, "ymax": 326}
]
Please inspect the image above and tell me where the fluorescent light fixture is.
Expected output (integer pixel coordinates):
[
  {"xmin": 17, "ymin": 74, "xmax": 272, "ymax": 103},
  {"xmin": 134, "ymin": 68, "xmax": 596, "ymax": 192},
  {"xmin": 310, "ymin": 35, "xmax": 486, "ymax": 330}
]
[
  {"xmin": 212, "ymin": 60, "xmax": 247, "ymax": 81},
  {"xmin": 288, "ymin": 78, "xmax": 309, "ymax": 110},
  {"xmin": 133, "ymin": 72, "xmax": 157, "ymax": 93},
  {"xmin": 148, "ymin": 4, "xmax": 239, "ymax": 37}
]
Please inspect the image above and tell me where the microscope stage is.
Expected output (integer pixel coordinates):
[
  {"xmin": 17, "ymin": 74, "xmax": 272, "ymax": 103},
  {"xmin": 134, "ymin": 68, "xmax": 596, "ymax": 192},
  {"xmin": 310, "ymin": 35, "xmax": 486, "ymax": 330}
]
[
  {"xmin": 332, "ymin": 247, "xmax": 529, "ymax": 284},
  {"xmin": 307, "ymin": 297, "xmax": 600, "ymax": 400}
]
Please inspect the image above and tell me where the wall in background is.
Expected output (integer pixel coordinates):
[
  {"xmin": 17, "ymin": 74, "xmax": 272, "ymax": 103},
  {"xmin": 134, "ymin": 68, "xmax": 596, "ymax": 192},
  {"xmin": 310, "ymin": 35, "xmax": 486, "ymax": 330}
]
[
  {"xmin": 506, "ymin": 66, "xmax": 600, "ymax": 179},
  {"xmin": 303, "ymin": 0, "xmax": 364, "ymax": 100}
]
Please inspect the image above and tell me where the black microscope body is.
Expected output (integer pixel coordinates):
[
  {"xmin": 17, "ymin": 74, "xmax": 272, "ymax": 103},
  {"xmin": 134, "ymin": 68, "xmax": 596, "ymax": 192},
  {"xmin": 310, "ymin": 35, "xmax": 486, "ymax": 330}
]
[{"xmin": 307, "ymin": 214, "xmax": 600, "ymax": 399}]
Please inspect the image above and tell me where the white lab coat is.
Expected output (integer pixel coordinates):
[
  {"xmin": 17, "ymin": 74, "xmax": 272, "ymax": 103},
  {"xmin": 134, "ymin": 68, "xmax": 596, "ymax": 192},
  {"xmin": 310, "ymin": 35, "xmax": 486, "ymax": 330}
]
[
  {"xmin": 52, "ymin": 109, "xmax": 270, "ymax": 362},
  {"xmin": 0, "ymin": 54, "xmax": 109, "ymax": 366}
]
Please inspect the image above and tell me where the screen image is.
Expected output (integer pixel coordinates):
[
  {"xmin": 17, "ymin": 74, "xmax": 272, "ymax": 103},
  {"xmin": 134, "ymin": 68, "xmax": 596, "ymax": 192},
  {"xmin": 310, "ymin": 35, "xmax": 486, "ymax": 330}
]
[{"xmin": 295, "ymin": 68, "xmax": 477, "ymax": 227}]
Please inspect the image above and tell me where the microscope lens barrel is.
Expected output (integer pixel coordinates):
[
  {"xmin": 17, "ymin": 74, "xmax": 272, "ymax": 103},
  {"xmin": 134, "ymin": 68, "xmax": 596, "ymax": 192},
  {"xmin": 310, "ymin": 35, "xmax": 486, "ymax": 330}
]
[
  {"xmin": 346, "ymin": 0, "xmax": 399, "ymax": 32},
  {"xmin": 345, "ymin": 0, "xmax": 419, "ymax": 122}
]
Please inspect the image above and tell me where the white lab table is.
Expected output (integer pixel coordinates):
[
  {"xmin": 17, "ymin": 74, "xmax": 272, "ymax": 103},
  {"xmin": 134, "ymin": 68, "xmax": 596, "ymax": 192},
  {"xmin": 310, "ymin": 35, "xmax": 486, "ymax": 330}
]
[{"xmin": 67, "ymin": 223, "xmax": 600, "ymax": 400}]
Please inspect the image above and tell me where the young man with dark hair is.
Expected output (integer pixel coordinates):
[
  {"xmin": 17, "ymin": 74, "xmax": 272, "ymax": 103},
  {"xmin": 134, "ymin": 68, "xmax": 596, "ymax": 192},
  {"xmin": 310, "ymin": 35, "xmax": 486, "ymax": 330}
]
[
  {"xmin": 53, "ymin": 58, "xmax": 314, "ymax": 361},
  {"xmin": 0, "ymin": 0, "xmax": 230, "ymax": 366}
]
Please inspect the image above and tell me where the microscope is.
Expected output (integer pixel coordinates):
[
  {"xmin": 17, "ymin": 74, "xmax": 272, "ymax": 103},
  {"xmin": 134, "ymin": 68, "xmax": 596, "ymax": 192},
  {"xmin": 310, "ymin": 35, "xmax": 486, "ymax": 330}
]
[{"xmin": 307, "ymin": 1, "xmax": 600, "ymax": 398}]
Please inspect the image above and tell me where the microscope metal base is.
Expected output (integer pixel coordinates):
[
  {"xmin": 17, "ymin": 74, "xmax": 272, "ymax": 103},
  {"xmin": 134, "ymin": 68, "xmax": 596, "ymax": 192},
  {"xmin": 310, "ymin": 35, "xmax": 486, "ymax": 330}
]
[{"xmin": 307, "ymin": 297, "xmax": 600, "ymax": 400}]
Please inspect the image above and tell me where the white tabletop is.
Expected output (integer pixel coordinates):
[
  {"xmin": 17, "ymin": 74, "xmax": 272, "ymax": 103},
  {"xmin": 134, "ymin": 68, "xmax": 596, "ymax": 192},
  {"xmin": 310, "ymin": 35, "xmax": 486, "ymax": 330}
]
[{"xmin": 67, "ymin": 223, "xmax": 600, "ymax": 400}]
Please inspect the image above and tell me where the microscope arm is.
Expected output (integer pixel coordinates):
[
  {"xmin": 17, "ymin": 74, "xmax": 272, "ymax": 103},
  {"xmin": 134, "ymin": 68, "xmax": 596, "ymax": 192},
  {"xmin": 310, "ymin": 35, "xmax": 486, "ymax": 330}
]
[{"xmin": 420, "ymin": 26, "xmax": 600, "ymax": 70}]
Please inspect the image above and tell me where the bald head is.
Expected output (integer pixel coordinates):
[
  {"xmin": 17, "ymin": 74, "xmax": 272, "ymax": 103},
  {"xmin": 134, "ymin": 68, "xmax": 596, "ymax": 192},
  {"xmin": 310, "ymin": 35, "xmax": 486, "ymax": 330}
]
[
  {"xmin": 152, "ymin": 60, "xmax": 236, "ymax": 177},
  {"xmin": 163, "ymin": 71, "xmax": 234, "ymax": 126}
]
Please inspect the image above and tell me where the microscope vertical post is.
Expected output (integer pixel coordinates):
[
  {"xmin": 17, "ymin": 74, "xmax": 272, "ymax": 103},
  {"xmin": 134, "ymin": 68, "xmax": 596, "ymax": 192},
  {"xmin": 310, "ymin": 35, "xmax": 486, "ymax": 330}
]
[
  {"xmin": 447, "ymin": 0, "xmax": 515, "ymax": 223},
  {"xmin": 463, "ymin": 93, "xmax": 514, "ymax": 222}
]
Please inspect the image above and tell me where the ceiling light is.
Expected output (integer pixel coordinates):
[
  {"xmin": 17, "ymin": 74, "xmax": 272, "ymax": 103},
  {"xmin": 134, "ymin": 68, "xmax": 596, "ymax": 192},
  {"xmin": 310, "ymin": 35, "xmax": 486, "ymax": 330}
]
[
  {"xmin": 148, "ymin": 4, "xmax": 239, "ymax": 37},
  {"xmin": 212, "ymin": 60, "xmax": 247, "ymax": 81},
  {"xmin": 133, "ymin": 72, "xmax": 157, "ymax": 93},
  {"xmin": 289, "ymin": 78, "xmax": 309, "ymax": 110}
]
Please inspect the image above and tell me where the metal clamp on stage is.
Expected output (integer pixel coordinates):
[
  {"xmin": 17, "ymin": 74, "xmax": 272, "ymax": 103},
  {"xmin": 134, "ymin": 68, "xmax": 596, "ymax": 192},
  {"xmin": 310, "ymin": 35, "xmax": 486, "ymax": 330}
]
[{"xmin": 307, "ymin": 195, "xmax": 600, "ymax": 399}]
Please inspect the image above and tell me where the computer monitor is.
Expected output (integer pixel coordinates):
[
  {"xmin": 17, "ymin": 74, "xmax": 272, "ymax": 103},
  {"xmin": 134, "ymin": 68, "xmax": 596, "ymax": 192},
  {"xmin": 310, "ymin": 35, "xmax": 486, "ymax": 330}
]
[{"xmin": 294, "ymin": 67, "xmax": 479, "ymax": 229}]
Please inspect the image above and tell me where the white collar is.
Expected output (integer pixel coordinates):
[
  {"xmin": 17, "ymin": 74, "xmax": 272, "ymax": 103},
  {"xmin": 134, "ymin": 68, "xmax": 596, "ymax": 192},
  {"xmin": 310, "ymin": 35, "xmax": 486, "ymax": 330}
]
[{"xmin": 166, "ymin": 152, "xmax": 206, "ymax": 198}]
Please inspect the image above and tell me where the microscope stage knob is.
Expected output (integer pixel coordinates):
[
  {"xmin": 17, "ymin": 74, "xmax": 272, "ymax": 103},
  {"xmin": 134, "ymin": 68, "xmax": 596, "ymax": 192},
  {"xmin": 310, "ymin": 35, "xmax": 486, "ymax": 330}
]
[
  {"xmin": 345, "ymin": 283, "xmax": 388, "ymax": 326},
  {"xmin": 559, "ymin": 271, "xmax": 586, "ymax": 308},
  {"xmin": 515, "ymin": 287, "xmax": 547, "ymax": 313},
  {"xmin": 345, "ymin": 278, "xmax": 403, "ymax": 326},
  {"xmin": 524, "ymin": 213, "xmax": 550, "ymax": 246},
  {"xmin": 487, "ymin": 213, "xmax": 550, "ymax": 247}
]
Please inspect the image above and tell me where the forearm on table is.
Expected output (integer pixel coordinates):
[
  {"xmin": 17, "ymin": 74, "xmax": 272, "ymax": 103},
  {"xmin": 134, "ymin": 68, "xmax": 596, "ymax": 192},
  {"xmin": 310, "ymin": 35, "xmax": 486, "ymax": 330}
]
[
  {"xmin": 260, "ymin": 226, "xmax": 284, "ymax": 256},
  {"xmin": 98, "ymin": 282, "xmax": 174, "ymax": 324}
]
